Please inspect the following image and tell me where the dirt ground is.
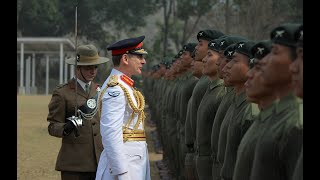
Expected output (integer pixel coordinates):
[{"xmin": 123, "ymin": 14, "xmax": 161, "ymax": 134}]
[{"xmin": 17, "ymin": 95, "xmax": 162, "ymax": 180}]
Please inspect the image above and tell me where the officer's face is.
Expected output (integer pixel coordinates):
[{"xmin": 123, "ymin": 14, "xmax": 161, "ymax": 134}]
[
  {"xmin": 127, "ymin": 54, "xmax": 146, "ymax": 75},
  {"xmin": 77, "ymin": 65, "xmax": 98, "ymax": 82},
  {"xmin": 289, "ymin": 46, "xmax": 303, "ymax": 98},
  {"xmin": 195, "ymin": 39, "xmax": 209, "ymax": 61},
  {"xmin": 202, "ymin": 49, "xmax": 219, "ymax": 77},
  {"xmin": 260, "ymin": 44, "xmax": 293, "ymax": 88},
  {"xmin": 245, "ymin": 57, "xmax": 274, "ymax": 102},
  {"xmin": 224, "ymin": 52, "xmax": 249, "ymax": 86}
]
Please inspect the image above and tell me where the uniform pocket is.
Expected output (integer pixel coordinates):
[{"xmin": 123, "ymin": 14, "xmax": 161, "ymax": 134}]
[{"xmin": 124, "ymin": 143, "xmax": 144, "ymax": 162}]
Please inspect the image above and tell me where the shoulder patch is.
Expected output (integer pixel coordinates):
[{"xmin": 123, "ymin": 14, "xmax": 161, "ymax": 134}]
[
  {"xmin": 108, "ymin": 91, "xmax": 121, "ymax": 97},
  {"xmin": 107, "ymin": 75, "xmax": 119, "ymax": 87}
]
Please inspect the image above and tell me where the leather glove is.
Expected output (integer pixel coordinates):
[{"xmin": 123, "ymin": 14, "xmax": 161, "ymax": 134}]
[{"xmin": 63, "ymin": 120, "xmax": 76, "ymax": 136}]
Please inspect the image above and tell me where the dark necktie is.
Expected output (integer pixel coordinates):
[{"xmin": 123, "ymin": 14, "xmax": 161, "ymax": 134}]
[{"xmin": 85, "ymin": 83, "xmax": 90, "ymax": 94}]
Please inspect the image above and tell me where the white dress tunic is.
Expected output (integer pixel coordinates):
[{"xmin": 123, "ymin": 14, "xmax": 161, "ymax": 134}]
[{"xmin": 95, "ymin": 69, "xmax": 151, "ymax": 180}]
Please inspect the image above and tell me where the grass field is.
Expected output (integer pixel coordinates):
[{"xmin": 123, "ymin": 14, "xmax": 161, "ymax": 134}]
[{"xmin": 17, "ymin": 95, "xmax": 162, "ymax": 180}]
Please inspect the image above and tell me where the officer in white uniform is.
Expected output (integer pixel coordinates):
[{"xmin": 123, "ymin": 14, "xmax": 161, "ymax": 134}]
[{"xmin": 96, "ymin": 36, "xmax": 151, "ymax": 180}]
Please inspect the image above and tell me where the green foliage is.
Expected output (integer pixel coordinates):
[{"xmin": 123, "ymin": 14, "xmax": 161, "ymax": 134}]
[
  {"xmin": 17, "ymin": 0, "xmax": 159, "ymax": 47},
  {"xmin": 18, "ymin": 0, "xmax": 62, "ymax": 36}
]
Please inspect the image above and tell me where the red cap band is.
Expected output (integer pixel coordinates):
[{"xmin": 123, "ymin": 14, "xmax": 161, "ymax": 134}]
[{"xmin": 111, "ymin": 42, "xmax": 143, "ymax": 56}]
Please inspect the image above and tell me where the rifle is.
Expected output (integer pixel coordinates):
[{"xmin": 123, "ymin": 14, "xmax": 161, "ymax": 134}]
[{"xmin": 66, "ymin": 3, "xmax": 82, "ymax": 137}]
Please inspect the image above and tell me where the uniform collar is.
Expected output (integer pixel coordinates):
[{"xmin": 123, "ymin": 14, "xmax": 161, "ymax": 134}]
[
  {"xmin": 259, "ymin": 101, "xmax": 276, "ymax": 122},
  {"xmin": 275, "ymin": 93, "xmax": 301, "ymax": 114},
  {"xmin": 209, "ymin": 78, "xmax": 224, "ymax": 90},
  {"xmin": 110, "ymin": 68, "xmax": 134, "ymax": 87},
  {"xmin": 234, "ymin": 91, "xmax": 247, "ymax": 107},
  {"xmin": 76, "ymin": 78, "xmax": 91, "ymax": 90}
]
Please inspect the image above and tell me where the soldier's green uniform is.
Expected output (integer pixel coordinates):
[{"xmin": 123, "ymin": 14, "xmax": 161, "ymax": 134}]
[
  {"xmin": 217, "ymin": 100, "xmax": 236, "ymax": 167},
  {"xmin": 178, "ymin": 72, "xmax": 198, "ymax": 179},
  {"xmin": 250, "ymin": 94, "xmax": 303, "ymax": 180},
  {"xmin": 292, "ymin": 147, "xmax": 303, "ymax": 180},
  {"xmin": 184, "ymin": 79, "xmax": 199, "ymax": 180},
  {"xmin": 161, "ymin": 79, "xmax": 173, "ymax": 160},
  {"xmin": 184, "ymin": 75, "xmax": 209, "ymax": 179},
  {"xmin": 250, "ymin": 23, "xmax": 303, "ymax": 180},
  {"xmin": 209, "ymin": 35, "xmax": 246, "ymax": 180},
  {"xmin": 233, "ymin": 102, "xmax": 276, "ymax": 180},
  {"xmin": 211, "ymin": 87, "xmax": 234, "ymax": 178},
  {"xmin": 190, "ymin": 76, "xmax": 210, "ymax": 148},
  {"xmin": 173, "ymin": 73, "xmax": 185, "ymax": 177},
  {"xmin": 166, "ymin": 79, "xmax": 180, "ymax": 173},
  {"xmin": 215, "ymin": 44, "xmax": 239, "ymax": 177},
  {"xmin": 220, "ymin": 91, "xmax": 259, "ymax": 180},
  {"xmin": 195, "ymin": 78, "xmax": 226, "ymax": 179},
  {"xmin": 232, "ymin": 40, "xmax": 273, "ymax": 180}
]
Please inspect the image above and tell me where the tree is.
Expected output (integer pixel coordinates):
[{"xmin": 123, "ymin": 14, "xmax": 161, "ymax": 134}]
[{"xmin": 17, "ymin": 0, "xmax": 62, "ymax": 36}]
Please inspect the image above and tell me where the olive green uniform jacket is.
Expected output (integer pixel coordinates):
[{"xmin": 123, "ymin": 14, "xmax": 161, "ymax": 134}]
[
  {"xmin": 292, "ymin": 147, "xmax": 303, "ymax": 180},
  {"xmin": 195, "ymin": 78, "xmax": 226, "ymax": 179},
  {"xmin": 220, "ymin": 91, "xmax": 260, "ymax": 179},
  {"xmin": 211, "ymin": 87, "xmax": 234, "ymax": 159},
  {"xmin": 250, "ymin": 94, "xmax": 303, "ymax": 180},
  {"xmin": 211, "ymin": 87, "xmax": 234, "ymax": 179},
  {"xmin": 47, "ymin": 79, "xmax": 103, "ymax": 172},
  {"xmin": 233, "ymin": 102, "xmax": 276, "ymax": 180},
  {"xmin": 189, "ymin": 76, "xmax": 210, "ymax": 149}
]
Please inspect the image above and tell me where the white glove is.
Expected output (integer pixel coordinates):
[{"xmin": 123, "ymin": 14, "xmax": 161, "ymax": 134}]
[
  {"xmin": 117, "ymin": 172, "xmax": 131, "ymax": 180},
  {"xmin": 67, "ymin": 116, "xmax": 83, "ymax": 127}
]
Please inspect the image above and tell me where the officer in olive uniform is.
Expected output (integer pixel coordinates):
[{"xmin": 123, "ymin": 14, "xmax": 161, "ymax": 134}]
[
  {"xmin": 47, "ymin": 44, "xmax": 109, "ymax": 180},
  {"xmin": 209, "ymin": 35, "xmax": 246, "ymax": 180},
  {"xmin": 233, "ymin": 40, "xmax": 276, "ymax": 180},
  {"xmin": 195, "ymin": 36, "xmax": 228, "ymax": 180},
  {"xmin": 216, "ymin": 44, "xmax": 239, "ymax": 171},
  {"xmin": 184, "ymin": 29, "xmax": 224, "ymax": 180},
  {"xmin": 175, "ymin": 43, "xmax": 198, "ymax": 180},
  {"xmin": 250, "ymin": 23, "xmax": 303, "ymax": 180},
  {"xmin": 290, "ymin": 24, "xmax": 303, "ymax": 180},
  {"xmin": 219, "ymin": 40, "xmax": 260, "ymax": 180}
]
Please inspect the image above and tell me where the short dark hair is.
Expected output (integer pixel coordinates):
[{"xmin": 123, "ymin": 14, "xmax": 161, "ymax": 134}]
[{"xmin": 112, "ymin": 55, "xmax": 122, "ymax": 67}]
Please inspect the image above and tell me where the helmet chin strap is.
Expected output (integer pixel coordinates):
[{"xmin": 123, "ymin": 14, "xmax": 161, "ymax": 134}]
[{"xmin": 79, "ymin": 67, "xmax": 88, "ymax": 82}]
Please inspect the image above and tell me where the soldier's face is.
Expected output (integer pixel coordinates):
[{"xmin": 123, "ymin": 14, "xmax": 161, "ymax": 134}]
[
  {"xmin": 181, "ymin": 51, "xmax": 193, "ymax": 68},
  {"xmin": 245, "ymin": 58, "xmax": 274, "ymax": 102},
  {"xmin": 224, "ymin": 52, "xmax": 249, "ymax": 86},
  {"xmin": 77, "ymin": 65, "xmax": 98, "ymax": 82},
  {"xmin": 159, "ymin": 64, "xmax": 167, "ymax": 76},
  {"xmin": 191, "ymin": 59, "xmax": 204, "ymax": 78},
  {"xmin": 260, "ymin": 44, "xmax": 293, "ymax": 87},
  {"xmin": 216, "ymin": 51, "xmax": 228, "ymax": 79},
  {"xmin": 290, "ymin": 46, "xmax": 303, "ymax": 98},
  {"xmin": 202, "ymin": 49, "xmax": 219, "ymax": 77},
  {"xmin": 195, "ymin": 39, "xmax": 209, "ymax": 61}
]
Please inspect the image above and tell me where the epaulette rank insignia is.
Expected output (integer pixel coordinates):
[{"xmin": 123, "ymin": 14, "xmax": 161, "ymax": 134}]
[{"xmin": 107, "ymin": 75, "xmax": 119, "ymax": 87}]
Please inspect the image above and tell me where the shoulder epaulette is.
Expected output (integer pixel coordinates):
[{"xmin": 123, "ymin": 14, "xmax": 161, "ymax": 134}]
[
  {"xmin": 56, "ymin": 82, "xmax": 68, "ymax": 89},
  {"xmin": 107, "ymin": 75, "xmax": 119, "ymax": 87}
]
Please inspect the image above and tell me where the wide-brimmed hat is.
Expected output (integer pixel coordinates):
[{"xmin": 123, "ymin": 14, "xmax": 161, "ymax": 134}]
[{"xmin": 66, "ymin": 44, "xmax": 110, "ymax": 65}]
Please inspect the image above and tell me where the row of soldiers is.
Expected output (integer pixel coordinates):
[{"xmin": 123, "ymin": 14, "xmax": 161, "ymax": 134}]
[{"xmin": 142, "ymin": 23, "xmax": 303, "ymax": 180}]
